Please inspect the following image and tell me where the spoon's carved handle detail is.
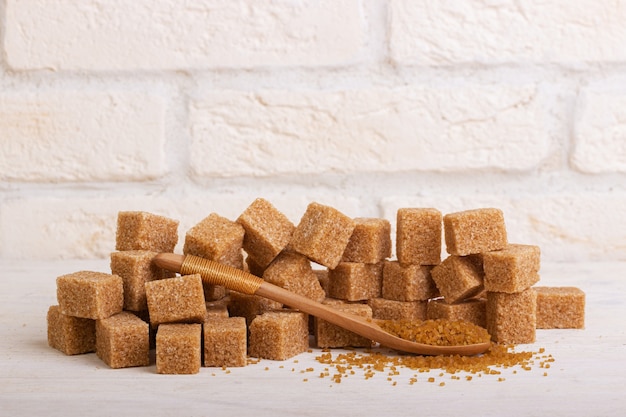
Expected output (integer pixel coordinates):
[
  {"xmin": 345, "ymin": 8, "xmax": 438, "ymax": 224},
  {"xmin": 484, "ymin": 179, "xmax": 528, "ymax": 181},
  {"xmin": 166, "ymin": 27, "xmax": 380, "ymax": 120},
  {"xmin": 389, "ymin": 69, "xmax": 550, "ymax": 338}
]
[{"xmin": 181, "ymin": 254, "xmax": 264, "ymax": 295}]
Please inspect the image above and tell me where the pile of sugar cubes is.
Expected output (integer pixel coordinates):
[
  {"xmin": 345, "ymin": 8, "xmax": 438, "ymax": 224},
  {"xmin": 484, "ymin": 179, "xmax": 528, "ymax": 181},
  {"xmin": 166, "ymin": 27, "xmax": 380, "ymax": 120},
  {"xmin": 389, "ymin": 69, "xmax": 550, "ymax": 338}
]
[{"xmin": 47, "ymin": 199, "xmax": 585, "ymax": 374}]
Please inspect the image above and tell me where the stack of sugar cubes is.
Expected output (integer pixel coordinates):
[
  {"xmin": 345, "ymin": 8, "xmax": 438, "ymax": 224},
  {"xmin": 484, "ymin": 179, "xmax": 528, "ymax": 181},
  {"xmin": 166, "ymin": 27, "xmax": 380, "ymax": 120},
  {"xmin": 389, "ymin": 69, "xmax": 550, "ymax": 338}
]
[{"xmin": 47, "ymin": 199, "xmax": 585, "ymax": 374}]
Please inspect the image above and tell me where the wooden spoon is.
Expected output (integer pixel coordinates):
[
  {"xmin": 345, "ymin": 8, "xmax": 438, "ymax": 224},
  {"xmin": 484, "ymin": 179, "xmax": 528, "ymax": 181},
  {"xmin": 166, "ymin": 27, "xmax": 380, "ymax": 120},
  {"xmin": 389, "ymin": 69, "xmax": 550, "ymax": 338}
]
[{"xmin": 153, "ymin": 253, "xmax": 491, "ymax": 356}]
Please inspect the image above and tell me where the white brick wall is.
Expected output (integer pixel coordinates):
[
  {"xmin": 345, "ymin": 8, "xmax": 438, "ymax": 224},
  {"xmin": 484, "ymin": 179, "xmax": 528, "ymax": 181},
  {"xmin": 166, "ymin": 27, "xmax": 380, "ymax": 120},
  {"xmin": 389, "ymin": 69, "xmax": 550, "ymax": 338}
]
[{"xmin": 1, "ymin": 0, "xmax": 624, "ymax": 261}]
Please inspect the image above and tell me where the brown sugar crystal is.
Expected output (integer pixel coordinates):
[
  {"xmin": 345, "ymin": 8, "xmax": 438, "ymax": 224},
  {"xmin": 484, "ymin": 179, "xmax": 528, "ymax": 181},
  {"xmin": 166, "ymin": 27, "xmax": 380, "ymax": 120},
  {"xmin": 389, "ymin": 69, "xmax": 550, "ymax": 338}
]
[
  {"xmin": 483, "ymin": 244, "xmax": 541, "ymax": 293},
  {"xmin": 315, "ymin": 304, "xmax": 374, "ymax": 348},
  {"xmin": 47, "ymin": 305, "xmax": 96, "ymax": 355},
  {"xmin": 396, "ymin": 208, "xmax": 442, "ymax": 265},
  {"xmin": 203, "ymin": 317, "xmax": 247, "ymax": 367},
  {"xmin": 56, "ymin": 271, "xmax": 123, "ymax": 320},
  {"xmin": 486, "ymin": 288, "xmax": 537, "ymax": 344},
  {"xmin": 227, "ymin": 291, "xmax": 282, "ymax": 326},
  {"xmin": 535, "ymin": 287, "xmax": 585, "ymax": 329},
  {"xmin": 110, "ymin": 250, "xmax": 171, "ymax": 311},
  {"xmin": 382, "ymin": 261, "xmax": 438, "ymax": 302},
  {"xmin": 156, "ymin": 323, "xmax": 202, "ymax": 374},
  {"xmin": 290, "ymin": 202, "xmax": 356, "ymax": 269},
  {"xmin": 115, "ymin": 211, "xmax": 179, "ymax": 253},
  {"xmin": 248, "ymin": 310, "xmax": 309, "ymax": 361},
  {"xmin": 184, "ymin": 213, "xmax": 245, "ymax": 269},
  {"xmin": 236, "ymin": 198, "xmax": 295, "ymax": 269},
  {"xmin": 427, "ymin": 298, "xmax": 486, "ymax": 328},
  {"xmin": 341, "ymin": 217, "xmax": 391, "ymax": 264},
  {"xmin": 262, "ymin": 251, "xmax": 326, "ymax": 303},
  {"xmin": 431, "ymin": 256, "xmax": 484, "ymax": 304},
  {"xmin": 145, "ymin": 274, "xmax": 206, "ymax": 326},
  {"xmin": 444, "ymin": 208, "xmax": 507, "ymax": 256},
  {"xmin": 367, "ymin": 298, "xmax": 428, "ymax": 321},
  {"xmin": 96, "ymin": 311, "xmax": 149, "ymax": 369},
  {"xmin": 328, "ymin": 262, "xmax": 383, "ymax": 301}
]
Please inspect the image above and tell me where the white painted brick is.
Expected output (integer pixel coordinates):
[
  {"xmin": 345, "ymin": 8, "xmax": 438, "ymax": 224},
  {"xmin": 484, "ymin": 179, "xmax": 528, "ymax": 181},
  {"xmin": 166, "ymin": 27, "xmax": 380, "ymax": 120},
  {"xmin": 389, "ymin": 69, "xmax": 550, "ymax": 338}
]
[
  {"xmin": 0, "ymin": 194, "xmax": 360, "ymax": 260},
  {"xmin": 389, "ymin": 0, "xmax": 626, "ymax": 65},
  {"xmin": 0, "ymin": 92, "xmax": 166, "ymax": 182},
  {"xmin": 189, "ymin": 86, "xmax": 549, "ymax": 177},
  {"xmin": 381, "ymin": 194, "xmax": 626, "ymax": 262},
  {"xmin": 5, "ymin": 0, "xmax": 364, "ymax": 71},
  {"xmin": 571, "ymin": 91, "xmax": 626, "ymax": 173}
]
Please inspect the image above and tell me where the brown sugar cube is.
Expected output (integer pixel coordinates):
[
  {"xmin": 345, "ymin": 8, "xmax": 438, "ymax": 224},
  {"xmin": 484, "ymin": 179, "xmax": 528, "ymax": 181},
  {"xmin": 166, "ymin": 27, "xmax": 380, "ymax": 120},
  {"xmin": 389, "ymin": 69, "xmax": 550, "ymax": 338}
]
[
  {"xmin": 228, "ymin": 291, "xmax": 282, "ymax": 326},
  {"xmin": 246, "ymin": 255, "xmax": 266, "ymax": 277},
  {"xmin": 427, "ymin": 298, "xmax": 486, "ymax": 328},
  {"xmin": 203, "ymin": 317, "xmax": 247, "ymax": 367},
  {"xmin": 483, "ymin": 244, "xmax": 541, "ymax": 293},
  {"xmin": 486, "ymin": 288, "xmax": 537, "ymax": 344},
  {"xmin": 444, "ymin": 208, "xmax": 507, "ymax": 256},
  {"xmin": 156, "ymin": 323, "xmax": 202, "ymax": 374},
  {"xmin": 290, "ymin": 202, "xmax": 356, "ymax": 269},
  {"xmin": 237, "ymin": 198, "xmax": 295, "ymax": 269},
  {"xmin": 328, "ymin": 262, "xmax": 383, "ymax": 301},
  {"xmin": 184, "ymin": 213, "xmax": 245, "ymax": 269},
  {"xmin": 341, "ymin": 217, "xmax": 392, "ymax": 264},
  {"xmin": 145, "ymin": 274, "xmax": 206, "ymax": 326},
  {"xmin": 382, "ymin": 261, "xmax": 438, "ymax": 301},
  {"xmin": 367, "ymin": 298, "xmax": 427, "ymax": 321},
  {"xmin": 396, "ymin": 208, "xmax": 442, "ymax": 265},
  {"xmin": 115, "ymin": 211, "xmax": 179, "ymax": 252},
  {"xmin": 96, "ymin": 311, "xmax": 149, "ymax": 368},
  {"xmin": 205, "ymin": 298, "xmax": 231, "ymax": 321},
  {"xmin": 431, "ymin": 256, "xmax": 484, "ymax": 304},
  {"xmin": 47, "ymin": 305, "xmax": 96, "ymax": 355},
  {"xmin": 248, "ymin": 310, "xmax": 309, "ymax": 360},
  {"xmin": 263, "ymin": 251, "xmax": 326, "ymax": 303},
  {"xmin": 315, "ymin": 269, "xmax": 330, "ymax": 294},
  {"xmin": 57, "ymin": 271, "xmax": 123, "ymax": 320},
  {"xmin": 110, "ymin": 250, "xmax": 171, "ymax": 311},
  {"xmin": 315, "ymin": 304, "xmax": 373, "ymax": 348},
  {"xmin": 535, "ymin": 287, "xmax": 585, "ymax": 329}
]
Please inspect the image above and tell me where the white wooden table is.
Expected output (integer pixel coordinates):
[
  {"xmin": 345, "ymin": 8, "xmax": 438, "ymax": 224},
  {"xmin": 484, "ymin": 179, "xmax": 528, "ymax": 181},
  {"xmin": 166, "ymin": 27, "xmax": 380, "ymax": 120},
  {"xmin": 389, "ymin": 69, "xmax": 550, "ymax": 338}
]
[{"xmin": 1, "ymin": 260, "xmax": 625, "ymax": 417}]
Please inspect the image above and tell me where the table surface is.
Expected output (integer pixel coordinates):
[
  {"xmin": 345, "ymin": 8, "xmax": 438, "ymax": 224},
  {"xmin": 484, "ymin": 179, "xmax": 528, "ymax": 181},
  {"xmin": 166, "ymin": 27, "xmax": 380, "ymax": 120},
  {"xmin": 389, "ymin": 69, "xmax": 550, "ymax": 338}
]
[{"xmin": 1, "ymin": 259, "xmax": 625, "ymax": 417}]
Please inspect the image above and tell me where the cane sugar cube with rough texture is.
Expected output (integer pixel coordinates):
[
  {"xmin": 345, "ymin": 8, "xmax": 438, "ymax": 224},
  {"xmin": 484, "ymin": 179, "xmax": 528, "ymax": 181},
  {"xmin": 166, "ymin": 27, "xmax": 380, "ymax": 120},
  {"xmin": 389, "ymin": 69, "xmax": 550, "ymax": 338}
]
[
  {"xmin": 483, "ymin": 244, "xmax": 541, "ymax": 293},
  {"xmin": 367, "ymin": 298, "xmax": 428, "ymax": 321},
  {"xmin": 290, "ymin": 202, "xmax": 356, "ymax": 269},
  {"xmin": 486, "ymin": 288, "xmax": 537, "ymax": 344},
  {"xmin": 184, "ymin": 213, "xmax": 245, "ymax": 270},
  {"xmin": 444, "ymin": 208, "xmax": 507, "ymax": 256},
  {"xmin": 396, "ymin": 208, "xmax": 442, "ymax": 266},
  {"xmin": 228, "ymin": 291, "xmax": 282, "ymax": 326},
  {"xmin": 56, "ymin": 271, "xmax": 123, "ymax": 320},
  {"xmin": 246, "ymin": 255, "xmax": 266, "ymax": 277},
  {"xmin": 115, "ymin": 211, "xmax": 179, "ymax": 253},
  {"xmin": 382, "ymin": 261, "xmax": 438, "ymax": 302},
  {"xmin": 248, "ymin": 311, "xmax": 309, "ymax": 361},
  {"xmin": 156, "ymin": 323, "xmax": 202, "ymax": 374},
  {"xmin": 328, "ymin": 262, "xmax": 383, "ymax": 301},
  {"xmin": 315, "ymin": 304, "xmax": 373, "ymax": 348},
  {"xmin": 341, "ymin": 218, "xmax": 391, "ymax": 264},
  {"xmin": 47, "ymin": 305, "xmax": 96, "ymax": 355},
  {"xmin": 203, "ymin": 317, "xmax": 247, "ymax": 367},
  {"xmin": 535, "ymin": 287, "xmax": 585, "ymax": 329},
  {"xmin": 315, "ymin": 269, "xmax": 330, "ymax": 294},
  {"xmin": 145, "ymin": 274, "xmax": 206, "ymax": 326},
  {"xmin": 205, "ymin": 298, "xmax": 231, "ymax": 321},
  {"xmin": 237, "ymin": 198, "xmax": 295, "ymax": 269},
  {"xmin": 427, "ymin": 298, "xmax": 487, "ymax": 328},
  {"xmin": 110, "ymin": 250, "xmax": 170, "ymax": 311},
  {"xmin": 96, "ymin": 311, "xmax": 149, "ymax": 369},
  {"xmin": 431, "ymin": 256, "xmax": 484, "ymax": 304},
  {"xmin": 263, "ymin": 252, "xmax": 326, "ymax": 303}
]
